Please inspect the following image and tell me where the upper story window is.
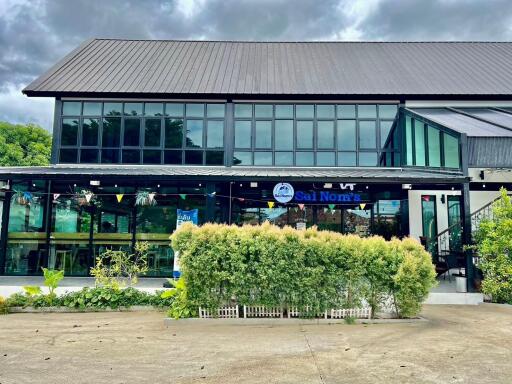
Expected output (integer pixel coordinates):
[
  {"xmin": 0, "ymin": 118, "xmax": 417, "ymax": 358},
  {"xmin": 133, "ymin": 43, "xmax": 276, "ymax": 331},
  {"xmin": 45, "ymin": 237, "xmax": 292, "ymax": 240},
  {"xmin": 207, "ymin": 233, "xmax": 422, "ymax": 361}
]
[
  {"xmin": 233, "ymin": 103, "xmax": 398, "ymax": 167},
  {"xmin": 59, "ymin": 101, "xmax": 226, "ymax": 165},
  {"xmin": 404, "ymin": 114, "xmax": 460, "ymax": 169}
]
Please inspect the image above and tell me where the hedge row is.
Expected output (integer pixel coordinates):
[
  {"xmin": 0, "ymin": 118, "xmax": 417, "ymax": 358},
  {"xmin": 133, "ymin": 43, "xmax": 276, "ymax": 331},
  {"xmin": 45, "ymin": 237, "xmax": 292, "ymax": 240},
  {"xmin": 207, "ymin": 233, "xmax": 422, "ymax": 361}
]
[{"xmin": 171, "ymin": 222, "xmax": 436, "ymax": 318}]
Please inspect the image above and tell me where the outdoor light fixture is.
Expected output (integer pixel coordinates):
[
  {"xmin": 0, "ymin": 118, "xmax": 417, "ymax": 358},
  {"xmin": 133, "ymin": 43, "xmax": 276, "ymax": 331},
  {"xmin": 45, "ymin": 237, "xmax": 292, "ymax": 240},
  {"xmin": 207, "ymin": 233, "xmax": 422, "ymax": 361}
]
[
  {"xmin": 402, "ymin": 184, "xmax": 412, "ymax": 190},
  {"xmin": 479, "ymin": 170, "xmax": 485, "ymax": 180},
  {"xmin": 90, "ymin": 180, "xmax": 100, "ymax": 186},
  {"xmin": 441, "ymin": 194, "xmax": 446, "ymax": 204},
  {"xmin": 250, "ymin": 182, "xmax": 258, "ymax": 188},
  {"xmin": 483, "ymin": 184, "xmax": 486, "ymax": 188},
  {"xmin": 365, "ymin": 185, "xmax": 369, "ymax": 189},
  {"xmin": 323, "ymin": 183, "xmax": 332, "ymax": 189}
]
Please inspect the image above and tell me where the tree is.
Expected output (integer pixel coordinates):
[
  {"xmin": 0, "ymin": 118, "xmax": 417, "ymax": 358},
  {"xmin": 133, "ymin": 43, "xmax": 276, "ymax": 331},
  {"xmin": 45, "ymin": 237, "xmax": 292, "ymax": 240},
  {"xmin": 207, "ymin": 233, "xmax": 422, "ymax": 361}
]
[{"xmin": 0, "ymin": 121, "xmax": 52, "ymax": 166}]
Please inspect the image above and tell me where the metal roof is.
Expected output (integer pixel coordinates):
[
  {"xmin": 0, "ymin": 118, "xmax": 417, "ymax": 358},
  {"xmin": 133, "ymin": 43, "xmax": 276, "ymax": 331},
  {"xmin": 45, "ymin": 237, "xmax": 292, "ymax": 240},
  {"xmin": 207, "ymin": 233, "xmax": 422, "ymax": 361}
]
[
  {"xmin": 407, "ymin": 108, "xmax": 512, "ymax": 137},
  {"xmin": 23, "ymin": 40, "xmax": 512, "ymax": 97},
  {"xmin": 0, "ymin": 165, "xmax": 466, "ymax": 183}
]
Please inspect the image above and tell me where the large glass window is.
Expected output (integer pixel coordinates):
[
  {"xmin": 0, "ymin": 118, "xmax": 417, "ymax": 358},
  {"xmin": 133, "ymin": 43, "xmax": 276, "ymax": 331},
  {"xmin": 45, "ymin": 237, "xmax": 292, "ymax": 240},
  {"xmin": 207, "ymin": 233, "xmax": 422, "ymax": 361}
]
[
  {"xmin": 338, "ymin": 120, "xmax": 356, "ymax": 150},
  {"xmin": 359, "ymin": 121, "xmax": 377, "ymax": 149},
  {"xmin": 275, "ymin": 120, "xmax": 293, "ymax": 150},
  {"xmin": 297, "ymin": 121, "xmax": 313, "ymax": 149},
  {"xmin": 421, "ymin": 195, "xmax": 438, "ymax": 254},
  {"xmin": 186, "ymin": 120, "xmax": 203, "ymax": 148},
  {"xmin": 145, "ymin": 119, "xmax": 161, "ymax": 147},
  {"xmin": 427, "ymin": 126, "xmax": 441, "ymax": 167},
  {"xmin": 317, "ymin": 121, "xmax": 334, "ymax": 149},
  {"xmin": 444, "ymin": 134, "xmax": 460, "ymax": 168},
  {"xmin": 124, "ymin": 118, "xmax": 140, "ymax": 146},
  {"xmin": 62, "ymin": 102, "xmax": 81, "ymax": 115},
  {"xmin": 235, "ymin": 121, "xmax": 251, "ymax": 149},
  {"xmin": 405, "ymin": 116, "xmax": 413, "ymax": 166},
  {"xmin": 165, "ymin": 119, "xmax": 183, "ymax": 148},
  {"xmin": 414, "ymin": 120, "xmax": 426, "ymax": 166},
  {"xmin": 255, "ymin": 121, "xmax": 272, "ymax": 149},
  {"xmin": 102, "ymin": 118, "xmax": 121, "ymax": 147},
  {"xmin": 206, "ymin": 120, "xmax": 224, "ymax": 148},
  {"xmin": 82, "ymin": 119, "xmax": 99, "ymax": 146},
  {"xmin": 61, "ymin": 118, "xmax": 79, "ymax": 146}
]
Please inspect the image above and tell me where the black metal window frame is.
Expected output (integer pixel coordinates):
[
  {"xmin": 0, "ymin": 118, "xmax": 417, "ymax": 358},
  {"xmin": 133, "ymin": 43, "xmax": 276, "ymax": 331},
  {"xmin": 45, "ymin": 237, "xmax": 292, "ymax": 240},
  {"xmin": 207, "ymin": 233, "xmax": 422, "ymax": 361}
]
[{"xmin": 59, "ymin": 101, "xmax": 227, "ymax": 166}]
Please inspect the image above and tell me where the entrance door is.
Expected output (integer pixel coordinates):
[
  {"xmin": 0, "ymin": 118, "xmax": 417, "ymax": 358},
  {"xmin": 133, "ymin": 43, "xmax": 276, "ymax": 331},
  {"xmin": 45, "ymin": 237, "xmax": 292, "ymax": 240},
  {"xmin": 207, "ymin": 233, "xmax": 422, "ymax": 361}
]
[
  {"xmin": 421, "ymin": 195, "xmax": 438, "ymax": 255},
  {"xmin": 447, "ymin": 195, "xmax": 462, "ymax": 252}
]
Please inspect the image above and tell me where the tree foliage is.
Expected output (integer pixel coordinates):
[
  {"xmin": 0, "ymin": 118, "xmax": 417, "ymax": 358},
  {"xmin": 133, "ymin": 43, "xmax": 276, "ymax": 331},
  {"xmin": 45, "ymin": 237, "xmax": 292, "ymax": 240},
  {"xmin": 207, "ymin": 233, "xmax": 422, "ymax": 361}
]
[
  {"xmin": 0, "ymin": 121, "xmax": 52, "ymax": 166},
  {"xmin": 171, "ymin": 222, "xmax": 436, "ymax": 318}
]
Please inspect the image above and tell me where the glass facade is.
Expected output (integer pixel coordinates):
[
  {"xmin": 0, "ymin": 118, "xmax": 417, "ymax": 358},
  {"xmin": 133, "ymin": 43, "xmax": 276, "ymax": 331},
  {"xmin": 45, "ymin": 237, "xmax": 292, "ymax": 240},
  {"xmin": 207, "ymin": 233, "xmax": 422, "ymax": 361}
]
[{"xmin": 59, "ymin": 101, "xmax": 225, "ymax": 165}]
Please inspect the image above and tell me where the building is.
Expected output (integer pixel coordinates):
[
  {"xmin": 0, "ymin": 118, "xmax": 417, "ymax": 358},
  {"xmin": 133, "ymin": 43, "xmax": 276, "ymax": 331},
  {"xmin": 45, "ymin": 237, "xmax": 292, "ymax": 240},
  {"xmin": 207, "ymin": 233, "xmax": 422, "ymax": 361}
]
[{"xmin": 1, "ymin": 39, "xmax": 512, "ymax": 290}]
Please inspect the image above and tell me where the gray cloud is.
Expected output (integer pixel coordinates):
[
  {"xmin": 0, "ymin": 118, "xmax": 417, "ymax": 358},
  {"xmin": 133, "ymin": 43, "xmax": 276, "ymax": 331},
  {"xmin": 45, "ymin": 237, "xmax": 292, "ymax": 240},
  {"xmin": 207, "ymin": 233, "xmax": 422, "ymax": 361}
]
[{"xmin": 1, "ymin": 0, "xmax": 511, "ymax": 130}]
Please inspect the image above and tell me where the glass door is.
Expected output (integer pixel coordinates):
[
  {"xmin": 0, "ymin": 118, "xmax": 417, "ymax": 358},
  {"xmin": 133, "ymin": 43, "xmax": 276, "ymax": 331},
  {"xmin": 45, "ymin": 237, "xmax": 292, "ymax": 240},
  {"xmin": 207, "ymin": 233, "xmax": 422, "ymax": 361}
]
[
  {"xmin": 447, "ymin": 195, "xmax": 462, "ymax": 252},
  {"xmin": 421, "ymin": 195, "xmax": 437, "ymax": 255}
]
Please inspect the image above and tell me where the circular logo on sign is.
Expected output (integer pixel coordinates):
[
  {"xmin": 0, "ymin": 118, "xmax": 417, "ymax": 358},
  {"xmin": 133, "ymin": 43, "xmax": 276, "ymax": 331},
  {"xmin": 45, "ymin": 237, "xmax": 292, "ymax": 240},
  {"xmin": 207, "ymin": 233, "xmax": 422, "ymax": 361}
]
[{"xmin": 273, "ymin": 183, "xmax": 295, "ymax": 203}]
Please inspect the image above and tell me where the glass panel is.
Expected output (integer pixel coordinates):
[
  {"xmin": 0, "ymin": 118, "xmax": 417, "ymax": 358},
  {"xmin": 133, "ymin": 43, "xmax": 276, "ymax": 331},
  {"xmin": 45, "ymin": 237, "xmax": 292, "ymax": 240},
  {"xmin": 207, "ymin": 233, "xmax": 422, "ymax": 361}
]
[
  {"xmin": 337, "ymin": 104, "xmax": 356, "ymax": 118},
  {"xmin": 233, "ymin": 151, "xmax": 252, "ymax": 165},
  {"xmin": 83, "ymin": 102, "xmax": 102, "ymax": 116},
  {"xmin": 444, "ymin": 134, "xmax": 460, "ymax": 168},
  {"xmin": 275, "ymin": 120, "xmax": 293, "ymax": 150},
  {"xmin": 205, "ymin": 151, "xmax": 224, "ymax": 165},
  {"xmin": 379, "ymin": 104, "xmax": 398, "ymax": 119},
  {"xmin": 186, "ymin": 120, "xmax": 203, "ymax": 148},
  {"xmin": 316, "ymin": 152, "xmax": 335, "ymax": 166},
  {"xmin": 185, "ymin": 150, "xmax": 203, "ymax": 164},
  {"xmin": 103, "ymin": 102, "xmax": 122, "ymax": 116},
  {"xmin": 166, "ymin": 103, "xmax": 183, "ymax": 117},
  {"xmin": 62, "ymin": 101, "xmax": 81, "ymax": 116},
  {"xmin": 338, "ymin": 152, "xmax": 357, "ymax": 166},
  {"xmin": 380, "ymin": 120, "xmax": 393, "ymax": 148},
  {"xmin": 234, "ymin": 120, "xmax": 251, "ymax": 149},
  {"xmin": 102, "ymin": 118, "xmax": 121, "ymax": 147},
  {"xmin": 144, "ymin": 103, "xmax": 164, "ymax": 116},
  {"xmin": 275, "ymin": 104, "xmax": 293, "ymax": 118},
  {"xmin": 414, "ymin": 120, "xmax": 426, "ymax": 166},
  {"xmin": 296, "ymin": 152, "xmax": 314, "ymax": 166},
  {"xmin": 164, "ymin": 150, "xmax": 182, "ymax": 164},
  {"xmin": 124, "ymin": 102, "xmax": 143, "ymax": 116},
  {"xmin": 254, "ymin": 152, "xmax": 272, "ymax": 166},
  {"xmin": 82, "ymin": 118, "xmax": 99, "ymax": 146},
  {"xmin": 136, "ymin": 191, "xmax": 177, "ymax": 234},
  {"xmin": 61, "ymin": 118, "xmax": 79, "ymax": 146},
  {"xmin": 206, "ymin": 104, "xmax": 225, "ymax": 118},
  {"xmin": 164, "ymin": 118, "xmax": 183, "ymax": 148},
  {"xmin": 343, "ymin": 208, "xmax": 371, "ymax": 236},
  {"xmin": 296, "ymin": 104, "xmax": 314, "ymax": 119},
  {"xmin": 59, "ymin": 149, "xmax": 77, "ymax": 163},
  {"xmin": 316, "ymin": 104, "xmax": 335, "ymax": 119},
  {"xmin": 101, "ymin": 149, "xmax": 119, "ymax": 163},
  {"xmin": 427, "ymin": 126, "xmax": 441, "ymax": 167},
  {"xmin": 373, "ymin": 200, "xmax": 401, "ymax": 240},
  {"xmin": 406, "ymin": 116, "xmax": 413, "ymax": 165},
  {"xmin": 206, "ymin": 120, "xmax": 224, "ymax": 148},
  {"xmin": 234, "ymin": 104, "xmax": 252, "ymax": 118},
  {"xmin": 143, "ymin": 150, "xmax": 161, "ymax": 164},
  {"xmin": 317, "ymin": 208, "xmax": 341, "ymax": 232},
  {"xmin": 122, "ymin": 149, "xmax": 140, "ymax": 164},
  {"xmin": 317, "ymin": 121, "xmax": 334, "ymax": 149},
  {"xmin": 421, "ymin": 195, "xmax": 437, "ymax": 254},
  {"xmin": 123, "ymin": 118, "xmax": 140, "ymax": 146},
  {"xmin": 275, "ymin": 152, "xmax": 293, "ymax": 166},
  {"xmin": 255, "ymin": 121, "xmax": 272, "ymax": 149},
  {"xmin": 186, "ymin": 103, "xmax": 204, "ymax": 117},
  {"xmin": 337, "ymin": 120, "xmax": 356, "ymax": 150},
  {"xmin": 254, "ymin": 104, "xmax": 273, "ymax": 118},
  {"xmin": 358, "ymin": 104, "xmax": 377, "ymax": 118},
  {"xmin": 447, "ymin": 196, "xmax": 462, "ymax": 252},
  {"xmin": 359, "ymin": 121, "xmax": 377, "ymax": 149},
  {"xmin": 297, "ymin": 121, "xmax": 313, "ymax": 149},
  {"xmin": 359, "ymin": 152, "xmax": 378, "ymax": 166},
  {"xmin": 144, "ymin": 119, "xmax": 161, "ymax": 147},
  {"xmin": 80, "ymin": 149, "xmax": 98, "ymax": 163}
]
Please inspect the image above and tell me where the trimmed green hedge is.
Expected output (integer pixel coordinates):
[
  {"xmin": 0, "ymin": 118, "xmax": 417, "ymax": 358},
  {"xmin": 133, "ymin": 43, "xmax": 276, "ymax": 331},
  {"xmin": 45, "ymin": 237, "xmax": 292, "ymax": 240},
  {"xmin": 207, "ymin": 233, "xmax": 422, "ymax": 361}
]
[{"xmin": 172, "ymin": 222, "xmax": 436, "ymax": 318}]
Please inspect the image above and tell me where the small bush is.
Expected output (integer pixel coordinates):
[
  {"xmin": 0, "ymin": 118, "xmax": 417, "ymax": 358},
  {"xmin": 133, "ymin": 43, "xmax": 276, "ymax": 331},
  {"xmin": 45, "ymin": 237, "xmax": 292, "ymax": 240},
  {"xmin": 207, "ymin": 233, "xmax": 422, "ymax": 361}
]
[
  {"xmin": 0, "ymin": 296, "xmax": 7, "ymax": 314},
  {"xmin": 171, "ymin": 222, "xmax": 436, "ymax": 318}
]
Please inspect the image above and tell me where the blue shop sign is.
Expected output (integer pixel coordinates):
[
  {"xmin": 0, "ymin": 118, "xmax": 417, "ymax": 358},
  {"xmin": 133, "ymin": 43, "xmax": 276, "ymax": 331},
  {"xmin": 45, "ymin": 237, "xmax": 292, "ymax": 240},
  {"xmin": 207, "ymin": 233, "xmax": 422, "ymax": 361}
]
[{"xmin": 294, "ymin": 190, "xmax": 365, "ymax": 203}]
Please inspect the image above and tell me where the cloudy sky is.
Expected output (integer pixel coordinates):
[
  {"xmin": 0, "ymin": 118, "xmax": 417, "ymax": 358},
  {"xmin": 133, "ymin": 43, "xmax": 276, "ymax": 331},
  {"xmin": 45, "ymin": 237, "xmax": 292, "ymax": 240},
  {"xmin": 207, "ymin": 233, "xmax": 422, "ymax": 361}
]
[{"xmin": 1, "ymin": 0, "xmax": 512, "ymax": 131}]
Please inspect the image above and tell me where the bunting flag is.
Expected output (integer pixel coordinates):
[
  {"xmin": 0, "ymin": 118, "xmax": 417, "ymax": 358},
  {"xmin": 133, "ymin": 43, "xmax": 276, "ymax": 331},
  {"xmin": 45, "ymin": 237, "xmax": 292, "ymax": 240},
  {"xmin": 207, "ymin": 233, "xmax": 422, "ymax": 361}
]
[
  {"xmin": 237, "ymin": 197, "xmax": 245, "ymax": 202},
  {"xmin": 359, "ymin": 203, "xmax": 366, "ymax": 210},
  {"xmin": 207, "ymin": 192, "xmax": 216, "ymax": 197},
  {"xmin": 328, "ymin": 204, "xmax": 336, "ymax": 210},
  {"xmin": 298, "ymin": 203, "xmax": 305, "ymax": 210},
  {"xmin": 323, "ymin": 208, "xmax": 328, "ymax": 213},
  {"xmin": 179, "ymin": 194, "xmax": 187, "ymax": 200},
  {"xmin": 267, "ymin": 201, "xmax": 275, "ymax": 209},
  {"xmin": 148, "ymin": 193, "xmax": 156, "ymax": 203},
  {"xmin": 116, "ymin": 194, "xmax": 124, "ymax": 203},
  {"xmin": 53, "ymin": 193, "xmax": 60, "ymax": 201},
  {"xmin": 85, "ymin": 192, "xmax": 93, "ymax": 203},
  {"xmin": 293, "ymin": 207, "xmax": 298, "ymax": 213}
]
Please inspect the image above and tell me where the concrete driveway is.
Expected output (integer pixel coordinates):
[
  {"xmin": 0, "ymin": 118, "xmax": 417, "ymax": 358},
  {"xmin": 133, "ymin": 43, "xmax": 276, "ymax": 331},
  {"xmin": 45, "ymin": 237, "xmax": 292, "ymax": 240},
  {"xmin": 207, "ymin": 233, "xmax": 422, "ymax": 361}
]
[{"xmin": 0, "ymin": 304, "xmax": 511, "ymax": 384}]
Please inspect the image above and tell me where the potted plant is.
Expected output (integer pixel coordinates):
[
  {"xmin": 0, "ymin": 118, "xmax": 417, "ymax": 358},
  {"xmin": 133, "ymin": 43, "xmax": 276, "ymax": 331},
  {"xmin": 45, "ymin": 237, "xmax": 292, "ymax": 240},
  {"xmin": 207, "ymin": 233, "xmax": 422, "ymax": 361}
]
[
  {"xmin": 14, "ymin": 191, "xmax": 33, "ymax": 206},
  {"xmin": 135, "ymin": 191, "xmax": 156, "ymax": 206}
]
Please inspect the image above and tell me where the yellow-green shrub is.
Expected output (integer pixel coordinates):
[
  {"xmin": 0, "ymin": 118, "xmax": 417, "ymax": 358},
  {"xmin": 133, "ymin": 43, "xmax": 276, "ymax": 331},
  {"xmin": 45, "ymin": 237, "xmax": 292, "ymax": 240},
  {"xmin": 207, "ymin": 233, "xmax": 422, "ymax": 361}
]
[{"xmin": 172, "ymin": 222, "xmax": 436, "ymax": 318}]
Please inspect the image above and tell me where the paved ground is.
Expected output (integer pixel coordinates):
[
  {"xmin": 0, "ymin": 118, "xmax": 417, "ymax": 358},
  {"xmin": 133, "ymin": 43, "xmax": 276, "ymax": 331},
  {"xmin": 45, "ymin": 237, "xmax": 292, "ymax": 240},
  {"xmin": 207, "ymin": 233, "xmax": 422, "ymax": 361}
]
[{"xmin": 0, "ymin": 304, "xmax": 511, "ymax": 384}]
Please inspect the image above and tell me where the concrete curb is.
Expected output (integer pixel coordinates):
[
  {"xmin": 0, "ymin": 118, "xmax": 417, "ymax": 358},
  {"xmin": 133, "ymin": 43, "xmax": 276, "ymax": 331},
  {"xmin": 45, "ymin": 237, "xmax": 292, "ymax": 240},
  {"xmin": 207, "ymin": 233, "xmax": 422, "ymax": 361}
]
[
  {"xmin": 8, "ymin": 305, "xmax": 163, "ymax": 313},
  {"xmin": 163, "ymin": 317, "xmax": 427, "ymax": 326}
]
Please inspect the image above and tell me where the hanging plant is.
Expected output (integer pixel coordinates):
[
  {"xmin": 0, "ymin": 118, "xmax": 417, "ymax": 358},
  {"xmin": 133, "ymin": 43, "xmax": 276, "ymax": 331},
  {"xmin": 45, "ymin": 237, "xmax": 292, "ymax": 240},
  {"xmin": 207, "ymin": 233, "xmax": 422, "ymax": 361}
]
[
  {"xmin": 14, "ymin": 191, "xmax": 33, "ymax": 206},
  {"xmin": 136, "ymin": 191, "xmax": 157, "ymax": 206}
]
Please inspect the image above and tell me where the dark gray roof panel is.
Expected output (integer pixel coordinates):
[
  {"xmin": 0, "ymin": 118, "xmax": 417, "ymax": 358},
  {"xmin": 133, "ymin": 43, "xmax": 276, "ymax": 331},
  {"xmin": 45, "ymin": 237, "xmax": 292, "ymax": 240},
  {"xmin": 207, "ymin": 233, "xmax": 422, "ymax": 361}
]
[
  {"xmin": 408, "ymin": 108, "xmax": 512, "ymax": 137},
  {"xmin": 23, "ymin": 40, "xmax": 512, "ymax": 96},
  {"xmin": 0, "ymin": 165, "xmax": 465, "ymax": 183},
  {"xmin": 457, "ymin": 108, "xmax": 512, "ymax": 129},
  {"xmin": 468, "ymin": 137, "xmax": 512, "ymax": 167}
]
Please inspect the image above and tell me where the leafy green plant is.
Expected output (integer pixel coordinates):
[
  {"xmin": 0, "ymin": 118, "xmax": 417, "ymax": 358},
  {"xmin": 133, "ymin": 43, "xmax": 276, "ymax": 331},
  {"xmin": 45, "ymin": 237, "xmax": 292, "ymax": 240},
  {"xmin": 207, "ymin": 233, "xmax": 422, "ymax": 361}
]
[
  {"xmin": 23, "ymin": 286, "xmax": 42, "ymax": 297},
  {"xmin": 91, "ymin": 242, "xmax": 150, "ymax": 288},
  {"xmin": 42, "ymin": 268, "xmax": 64, "ymax": 305},
  {"xmin": 162, "ymin": 278, "xmax": 197, "ymax": 319},
  {"xmin": 474, "ymin": 188, "xmax": 512, "ymax": 303},
  {"xmin": 0, "ymin": 296, "xmax": 7, "ymax": 314},
  {"xmin": 135, "ymin": 191, "xmax": 156, "ymax": 206}
]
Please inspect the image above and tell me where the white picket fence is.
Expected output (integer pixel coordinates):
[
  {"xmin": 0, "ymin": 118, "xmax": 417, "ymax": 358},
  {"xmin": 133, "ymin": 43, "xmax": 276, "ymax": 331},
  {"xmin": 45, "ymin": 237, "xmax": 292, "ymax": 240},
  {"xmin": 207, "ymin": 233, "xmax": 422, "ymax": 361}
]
[
  {"xmin": 328, "ymin": 307, "xmax": 372, "ymax": 319},
  {"xmin": 243, "ymin": 305, "xmax": 283, "ymax": 318},
  {"xmin": 198, "ymin": 306, "xmax": 239, "ymax": 319}
]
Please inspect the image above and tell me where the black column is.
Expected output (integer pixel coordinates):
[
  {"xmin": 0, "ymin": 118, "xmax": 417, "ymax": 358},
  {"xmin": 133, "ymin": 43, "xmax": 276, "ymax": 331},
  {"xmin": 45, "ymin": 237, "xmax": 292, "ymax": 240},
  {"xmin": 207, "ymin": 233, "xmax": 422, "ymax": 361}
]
[
  {"xmin": 43, "ymin": 180, "xmax": 52, "ymax": 270},
  {"xmin": 0, "ymin": 184, "xmax": 12, "ymax": 274},
  {"xmin": 206, "ymin": 182, "xmax": 216, "ymax": 222},
  {"xmin": 461, "ymin": 182, "xmax": 475, "ymax": 292}
]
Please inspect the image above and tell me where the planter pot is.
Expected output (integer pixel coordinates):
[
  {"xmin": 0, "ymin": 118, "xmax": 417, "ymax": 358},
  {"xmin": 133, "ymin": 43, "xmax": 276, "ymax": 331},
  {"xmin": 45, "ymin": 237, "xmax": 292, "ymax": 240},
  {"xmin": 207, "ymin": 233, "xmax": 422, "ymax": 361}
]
[{"xmin": 455, "ymin": 275, "xmax": 468, "ymax": 293}]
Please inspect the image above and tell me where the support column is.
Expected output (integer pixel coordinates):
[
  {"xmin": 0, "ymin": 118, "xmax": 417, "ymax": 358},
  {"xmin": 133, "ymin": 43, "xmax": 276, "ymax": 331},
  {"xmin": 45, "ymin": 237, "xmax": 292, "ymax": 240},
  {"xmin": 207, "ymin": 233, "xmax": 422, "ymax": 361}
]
[
  {"xmin": 461, "ymin": 182, "xmax": 475, "ymax": 292},
  {"xmin": 0, "ymin": 183, "xmax": 12, "ymax": 274},
  {"xmin": 206, "ymin": 182, "xmax": 216, "ymax": 222}
]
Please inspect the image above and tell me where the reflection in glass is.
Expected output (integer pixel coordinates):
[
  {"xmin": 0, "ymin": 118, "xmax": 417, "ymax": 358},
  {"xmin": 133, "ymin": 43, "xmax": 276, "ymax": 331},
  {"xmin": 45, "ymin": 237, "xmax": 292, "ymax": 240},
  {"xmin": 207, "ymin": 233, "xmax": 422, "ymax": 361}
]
[
  {"xmin": 207, "ymin": 104, "xmax": 225, "ymax": 118},
  {"xmin": 405, "ymin": 116, "xmax": 413, "ymax": 165},
  {"xmin": 337, "ymin": 104, "xmax": 356, "ymax": 118},
  {"xmin": 102, "ymin": 118, "xmax": 121, "ymax": 147},
  {"xmin": 275, "ymin": 152, "xmax": 293, "ymax": 166},
  {"xmin": 62, "ymin": 101, "xmax": 81, "ymax": 116},
  {"xmin": 234, "ymin": 120, "xmax": 251, "ymax": 148},
  {"xmin": 275, "ymin": 104, "xmax": 293, "ymax": 118},
  {"xmin": 380, "ymin": 120, "xmax": 393, "ymax": 148},
  {"xmin": 254, "ymin": 104, "xmax": 273, "ymax": 118},
  {"xmin": 145, "ymin": 119, "xmax": 161, "ymax": 147},
  {"xmin": 185, "ymin": 150, "xmax": 203, "ymax": 164},
  {"xmin": 103, "ymin": 103, "xmax": 122, "ymax": 116},
  {"xmin": 186, "ymin": 104, "xmax": 204, "ymax": 117},
  {"xmin": 337, "ymin": 120, "xmax": 356, "ymax": 150},
  {"xmin": 101, "ymin": 149, "xmax": 119, "ymax": 163},
  {"xmin": 359, "ymin": 121, "xmax": 376, "ymax": 149},
  {"xmin": 317, "ymin": 121, "xmax": 334, "ymax": 149},
  {"xmin": 255, "ymin": 121, "xmax": 272, "ymax": 148},
  {"xmin": 61, "ymin": 118, "xmax": 79, "ymax": 146},
  {"xmin": 145, "ymin": 103, "xmax": 164, "ymax": 116},
  {"xmin": 254, "ymin": 152, "xmax": 272, "ymax": 165},
  {"xmin": 186, "ymin": 120, "xmax": 203, "ymax": 148},
  {"xmin": 338, "ymin": 152, "xmax": 357, "ymax": 166},
  {"xmin": 296, "ymin": 152, "xmax": 314, "ymax": 166},
  {"xmin": 297, "ymin": 121, "xmax": 313, "ymax": 149},
  {"xmin": 165, "ymin": 119, "xmax": 183, "ymax": 148},
  {"xmin": 414, "ymin": 120, "xmax": 426, "ymax": 166},
  {"xmin": 60, "ymin": 149, "xmax": 77, "ymax": 163},
  {"xmin": 143, "ymin": 150, "xmax": 161, "ymax": 164},
  {"xmin": 124, "ymin": 103, "xmax": 143, "ymax": 116},
  {"xmin": 122, "ymin": 149, "xmax": 140, "ymax": 164},
  {"xmin": 206, "ymin": 120, "xmax": 224, "ymax": 148},
  {"xmin": 358, "ymin": 104, "xmax": 377, "ymax": 118},
  {"xmin": 428, "ymin": 126, "xmax": 441, "ymax": 167},
  {"xmin": 359, "ymin": 152, "xmax": 377, "ymax": 166},
  {"xmin": 233, "ymin": 151, "xmax": 252, "ymax": 165},
  {"xmin": 82, "ymin": 118, "xmax": 99, "ymax": 146},
  {"xmin": 166, "ymin": 103, "xmax": 183, "ymax": 116},
  {"xmin": 444, "ymin": 134, "xmax": 460, "ymax": 168},
  {"xmin": 124, "ymin": 118, "xmax": 140, "ymax": 146},
  {"xmin": 316, "ymin": 104, "xmax": 335, "ymax": 119},
  {"xmin": 83, "ymin": 102, "xmax": 102, "ymax": 116},
  {"xmin": 80, "ymin": 149, "xmax": 98, "ymax": 163},
  {"xmin": 205, "ymin": 151, "xmax": 224, "ymax": 165},
  {"xmin": 316, "ymin": 152, "xmax": 335, "ymax": 166},
  {"xmin": 275, "ymin": 120, "xmax": 293, "ymax": 150},
  {"xmin": 234, "ymin": 104, "xmax": 252, "ymax": 118},
  {"xmin": 164, "ymin": 150, "xmax": 182, "ymax": 164}
]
